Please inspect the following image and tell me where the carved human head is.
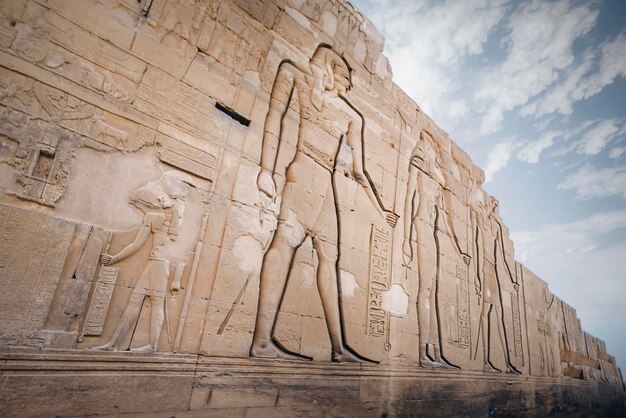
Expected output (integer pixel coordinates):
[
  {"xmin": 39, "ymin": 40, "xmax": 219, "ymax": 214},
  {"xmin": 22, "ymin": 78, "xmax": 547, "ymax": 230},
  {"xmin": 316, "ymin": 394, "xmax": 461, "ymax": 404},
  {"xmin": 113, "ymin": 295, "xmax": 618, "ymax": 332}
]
[{"xmin": 310, "ymin": 45, "xmax": 353, "ymax": 94}]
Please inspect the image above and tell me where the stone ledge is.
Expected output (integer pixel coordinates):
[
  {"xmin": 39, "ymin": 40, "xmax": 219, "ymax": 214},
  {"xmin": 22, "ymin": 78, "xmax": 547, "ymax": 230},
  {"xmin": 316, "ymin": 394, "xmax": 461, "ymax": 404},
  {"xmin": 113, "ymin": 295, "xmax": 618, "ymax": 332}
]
[{"xmin": 1, "ymin": 350, "xmax": 623, "ymax": 417}]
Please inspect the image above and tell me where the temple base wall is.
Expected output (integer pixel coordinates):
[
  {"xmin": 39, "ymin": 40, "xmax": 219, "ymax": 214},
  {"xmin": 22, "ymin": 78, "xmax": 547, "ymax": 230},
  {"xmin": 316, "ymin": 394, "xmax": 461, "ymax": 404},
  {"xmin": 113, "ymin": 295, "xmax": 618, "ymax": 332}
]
[{"xmin": 1, "ymin": 351, "xmax": 624, "ymax": 417}]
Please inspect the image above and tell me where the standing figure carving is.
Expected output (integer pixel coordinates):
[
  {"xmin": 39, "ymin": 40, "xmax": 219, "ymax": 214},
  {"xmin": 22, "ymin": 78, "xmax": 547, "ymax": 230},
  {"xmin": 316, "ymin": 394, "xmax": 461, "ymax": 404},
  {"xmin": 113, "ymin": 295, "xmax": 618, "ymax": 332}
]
[
  {"xmin": 250, "ymin": 45, "xmax": 397, "ymax": 363},
  {"xmin": 402, "ymin": 130, "xmax": 469, "ymax": 368},
  {"xmin": 94, "ymin": 171, "xmax": 196, "ymax": 352},
  {"xmin": 470, "ymin": 182, "xmax": 519, "ymax": 373}
]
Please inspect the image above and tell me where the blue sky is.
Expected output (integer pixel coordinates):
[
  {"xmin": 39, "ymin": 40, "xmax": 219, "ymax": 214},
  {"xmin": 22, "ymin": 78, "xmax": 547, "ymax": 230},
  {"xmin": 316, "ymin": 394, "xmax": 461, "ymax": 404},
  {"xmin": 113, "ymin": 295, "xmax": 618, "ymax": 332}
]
[{"xmin": 352, "ymin": 0, "xmax": 626, "ymax": 372}]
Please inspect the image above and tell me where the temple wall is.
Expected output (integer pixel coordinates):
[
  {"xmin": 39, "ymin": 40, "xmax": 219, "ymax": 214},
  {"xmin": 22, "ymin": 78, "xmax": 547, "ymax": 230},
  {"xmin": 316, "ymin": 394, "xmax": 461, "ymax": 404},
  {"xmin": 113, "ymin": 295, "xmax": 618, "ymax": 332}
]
[{"xmin": 0, "ymin": 0, "xmax": 623, "ymax": 416}]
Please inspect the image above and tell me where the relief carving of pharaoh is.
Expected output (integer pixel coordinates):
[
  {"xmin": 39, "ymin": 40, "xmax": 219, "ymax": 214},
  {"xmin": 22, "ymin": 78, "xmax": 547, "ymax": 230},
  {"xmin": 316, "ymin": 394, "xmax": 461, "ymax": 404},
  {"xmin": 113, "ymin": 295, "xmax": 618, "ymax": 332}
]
[
  {"xmin": 469, "ymin": 172, "xmax": 520, "ymax": 373},
  {"xmin": 250, "ymin": 45, "xmax": 398, "ymax": 363},
  {"xmin": 402, "ymin": 130, "xmax": 469, "ymax": 368}
]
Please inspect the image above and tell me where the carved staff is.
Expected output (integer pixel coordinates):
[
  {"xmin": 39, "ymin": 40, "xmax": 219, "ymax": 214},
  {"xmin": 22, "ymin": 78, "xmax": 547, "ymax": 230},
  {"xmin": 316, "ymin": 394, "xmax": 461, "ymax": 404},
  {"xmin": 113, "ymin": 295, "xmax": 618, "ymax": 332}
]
[{"xmin": 173, "ymin": 203, "xmax": 210, "ymax": 353}]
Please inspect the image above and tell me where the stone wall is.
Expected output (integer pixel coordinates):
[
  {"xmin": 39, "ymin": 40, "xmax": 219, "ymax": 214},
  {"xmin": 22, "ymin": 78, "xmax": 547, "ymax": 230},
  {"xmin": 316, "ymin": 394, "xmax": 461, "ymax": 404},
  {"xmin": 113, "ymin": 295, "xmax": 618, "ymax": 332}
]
[{"xmin": 0, "ymin": 0, "xmax": 623, "ymax": 416}]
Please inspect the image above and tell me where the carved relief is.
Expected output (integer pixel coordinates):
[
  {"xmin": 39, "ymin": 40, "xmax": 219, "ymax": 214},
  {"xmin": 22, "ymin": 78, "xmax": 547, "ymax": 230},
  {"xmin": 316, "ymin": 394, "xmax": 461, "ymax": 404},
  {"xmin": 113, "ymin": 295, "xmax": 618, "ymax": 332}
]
[
  {"xmin": 157, "ymin": 134, "xmax": 219, "ymax": 183},
  {"xmin": 0, "ymin": 0, "xmax": 620, "ymax": 405},
  {"xmin": 92, "ymin": 171, "xmax": 197, "ymax": 353},
  {"xmin": 41, "ymin": 224, "xmax": 110, "ymax": 348},
  {"xmin": 83, "ymin": 267, "xmax": 119, "ymax": 337},
  {"xmin": 249, "ymin": 45, "xmax": 397, "ymax": 363},
  {"xmin": 402, "ymin": 130, "xmax": 469, "ymax": 368},
  {"xmin": 456, "ymin": 266, "xmax": 470, "ymax": 350},
  {"xmin": 13, "ymin": 21, "xmax": 136, "ymax": 105},
  {"xmin": 366, "ymin": 224, "xmax": 391, "ymax": 351},
  {"xmin": 471, "ymin": 192, "xmax": 520, "ymax": 373},
  {"xmin": 0, "ymin": 204, "xmax": 75, "ymax": 333}
]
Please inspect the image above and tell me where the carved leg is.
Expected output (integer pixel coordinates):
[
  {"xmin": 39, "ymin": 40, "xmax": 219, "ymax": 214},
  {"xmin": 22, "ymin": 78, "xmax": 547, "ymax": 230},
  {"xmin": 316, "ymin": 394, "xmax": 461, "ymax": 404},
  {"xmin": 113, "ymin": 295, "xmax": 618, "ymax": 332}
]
[
  {"xmin": 493, "ymin": 302, "xmax": 520, "ymax": 373},
  {"xmin": 482, "ymin": 304, "xmax": 500, "ymax": 372},
  {"xmin": 418, "ymin": 280, "xmax": 444, "ymax": 368},
  {"xmin": 250, "ymin": 222, "xmax": 305, "ymax": 360},
  {"xmin": 94, "ymin": 293, "xmax": 144, "ymax": 351},
  {"xmin": 311, "ymin": 237, "xmax": 362, "ymax": 363},
  {"xmin": 311, "ymin": 238, "xmax": 344, "ymax": 355},
  {"xmin": 133, "ymin": 296, "xmax": 165, "ymax": 353}
]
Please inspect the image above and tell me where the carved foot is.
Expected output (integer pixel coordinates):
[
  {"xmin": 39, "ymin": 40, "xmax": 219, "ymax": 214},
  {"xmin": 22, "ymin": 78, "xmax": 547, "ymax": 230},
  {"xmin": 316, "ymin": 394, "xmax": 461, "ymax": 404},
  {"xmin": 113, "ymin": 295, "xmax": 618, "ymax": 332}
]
[
  {"xmin": 436, "ymin": 360, "xmax": 456, "ymax": 370},
  {"xmin": 131, "ymin": 344, "xmax": 156, "ymax": 353},
  {"xmin": 483, "ymin": 363, "xmax": 501, "ymax": 373},
  {"xmin": 249, "ymin": 340, "xmax": 310, "ymax": 361},
  {"xmin": 331, "ymin": 349, "xmax": 362, "ymax": 363},
  {"xmin": 506, "ymin": 364, "xmax": 521, "ymax": 374},
  {"xmin": 91, "ymin": 342, "xmax": 118, "ymax": 351},
  {"xmin": 419, "ymin": 357, "xmax": 447, "ymax": 369},
  {"xmin": 332, "ymin": 345, "xmax": 379, "ymax": 364}
]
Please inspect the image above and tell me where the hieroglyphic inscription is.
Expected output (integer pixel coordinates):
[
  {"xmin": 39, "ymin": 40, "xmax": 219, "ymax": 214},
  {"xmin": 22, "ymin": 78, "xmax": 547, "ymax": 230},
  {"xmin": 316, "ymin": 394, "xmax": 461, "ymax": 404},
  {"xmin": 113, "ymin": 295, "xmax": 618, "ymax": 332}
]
[
  {"xmin": 83, "ymin": 267, "xmax": 119, "ymax": 336},
  {"xmin": 537, "ymin": 312, "xmax": 552, "ymax": 337},
  {"xmin": 366, "ymin": 225, "xmax": 390, "ymax": 338},
  {"xmin": 158, "ymin": 135, "xmax": 218, "ymax": 182},
  {"xmin": 456, "ymin": 265, "xmax": 470, "ymax": 349},
  {"xmin": 511, "ymin": 293, "xmax": 523, "ymax": 358},
  {"xmin": 0, "ymin": 204, "xmax": 74, "ymax": 328}
]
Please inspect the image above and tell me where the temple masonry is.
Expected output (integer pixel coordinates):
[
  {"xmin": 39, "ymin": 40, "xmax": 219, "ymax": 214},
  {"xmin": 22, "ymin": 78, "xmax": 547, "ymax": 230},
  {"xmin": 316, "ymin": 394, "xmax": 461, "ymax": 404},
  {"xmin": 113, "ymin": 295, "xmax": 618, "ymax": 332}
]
[{"xmin": 0, "ymin": 0, "xmax": 624, "ymax": 416}]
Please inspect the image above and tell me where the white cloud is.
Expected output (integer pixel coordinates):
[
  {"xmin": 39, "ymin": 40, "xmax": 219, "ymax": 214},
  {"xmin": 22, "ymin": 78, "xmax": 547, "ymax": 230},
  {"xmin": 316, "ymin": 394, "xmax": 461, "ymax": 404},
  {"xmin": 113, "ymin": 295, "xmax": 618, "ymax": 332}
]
[
  {"xmin": 484, "ymin": 138, "xmax": 520, "ymax": 182},
  {"xmin": 357, "ymin": 0, "xmax": 509, "ymax": 130},
  {"xmin": 476, "ymin": 0, "xmax": 599, "ymax": 135},
  {"xmin": 574, "ymin": 33, "xmax": 626, "ymax": 100},
  {"xmin": 517, "ymin": 131, "xmax": 561, "ymax": 163},
  {"xmin": 575, "ymin": 119, "xmax": 620, "ymax": 155},
  {"xmin": 517, "ymin": 119, "xmax": 623, "ymax": 164},
  {"xmin": 609, "ymin": 147, "xmax": 625, "ymax": 159},
  {"xmin": 512, "ymin": 210, "xmax": 626, "ymax": 261},
  {"xmin": 558, "ymin": 164, "xmax": 626, "ymax": 200},
  {"xmin": 521, "ymin": 34, "xmax": 626, "ymax": 118},
  {"xmin": 520, "ymin": 49, "xmax": 595, "ymax": 117}
]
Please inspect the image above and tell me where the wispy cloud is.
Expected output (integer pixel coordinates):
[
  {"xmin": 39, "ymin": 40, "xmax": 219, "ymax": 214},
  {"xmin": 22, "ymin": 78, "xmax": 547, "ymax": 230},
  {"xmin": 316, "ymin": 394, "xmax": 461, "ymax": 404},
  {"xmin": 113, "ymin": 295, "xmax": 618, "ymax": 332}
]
[
  {"xmin": 517, "ymin": 131, "xmax": 561, "ymax": 163},
  {"xmin": 558, "ymin": 164, "xmax": 626, "ymax": 200},
  {"xmin": 357, "ymin": 0, "xmax": 509, "ymax": 131},
  {"xmin": 512, "ymin": 210, "xmax": 626, "ymax": 261},
  {"xmin": 609, "ymin": 147, "xmax": 626, "ymax": 159},
  {"xmin": 575, "ymin": 119, "xmax": 621, "ymax": 155},
  {"xmin": 476, "ymin": 0, "xmax": 599, "ymax": 135},
  {"xmin": 484, "ymin": 138, "xmax": 520, "ymax": 182},
  {"xmin": 519, "ymin": 33, "xmax": 626, "ymax": 119}
]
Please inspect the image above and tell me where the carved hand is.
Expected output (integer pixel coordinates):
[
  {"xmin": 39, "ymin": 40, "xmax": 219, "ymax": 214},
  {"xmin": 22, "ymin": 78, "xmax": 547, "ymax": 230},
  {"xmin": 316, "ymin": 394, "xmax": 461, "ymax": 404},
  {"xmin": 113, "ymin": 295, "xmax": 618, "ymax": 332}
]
[
  {"xmin": 513, "ymin": 282, "xmax": 519, "ymax": 292},
  {"xmin": 171, "ymin": 281, "xmax": 181, "ymax": 293},
  {"xmin": 461, "ymin": 253, "xmax": 471, "ymax": 266},
  {"xmin": 257, "ymin": 169, "xmax": 276, "ymax": 199},
  {"xmin": 99, "ymin": 254, "xmax": 117, "ymax": 266},
  {"xmin": 384, "ymin": 210, "xmax": 399, "ymax": 228}
]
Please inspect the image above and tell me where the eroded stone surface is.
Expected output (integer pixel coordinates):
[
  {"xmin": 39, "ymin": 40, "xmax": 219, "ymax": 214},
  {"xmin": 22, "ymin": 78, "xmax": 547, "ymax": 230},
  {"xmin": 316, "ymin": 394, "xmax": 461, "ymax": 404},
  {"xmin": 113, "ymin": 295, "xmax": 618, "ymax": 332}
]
[{"xmin": 0, "ymin": 0, "xmax": 623, "ymax": 416}]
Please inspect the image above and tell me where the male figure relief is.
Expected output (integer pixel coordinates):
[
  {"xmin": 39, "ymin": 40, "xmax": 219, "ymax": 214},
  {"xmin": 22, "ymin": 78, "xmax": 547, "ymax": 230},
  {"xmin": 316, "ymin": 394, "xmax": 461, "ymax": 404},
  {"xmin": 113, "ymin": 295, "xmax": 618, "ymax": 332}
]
[
  {"xmin": 402, "ymin": 130, "xmax": 469, "ymax": 368},
  {"xmin": 470, "ymin": 182, "xmax": 520, "ymax": 373},
  {"xmin": 95, "ymin": 171, "xmax": 195, "ymax": 352},
  {"xmin": 250, "ymin": 46, "xmax": 398, "ymax": 362}
]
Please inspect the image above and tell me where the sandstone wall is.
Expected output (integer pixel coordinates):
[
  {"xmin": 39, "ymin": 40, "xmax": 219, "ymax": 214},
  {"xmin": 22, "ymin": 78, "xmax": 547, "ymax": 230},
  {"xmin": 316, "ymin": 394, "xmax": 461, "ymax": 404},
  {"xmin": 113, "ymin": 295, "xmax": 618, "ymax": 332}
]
[{"xmin": 0, "ymin": 0, "xmax": 623, "ymax": 416}]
